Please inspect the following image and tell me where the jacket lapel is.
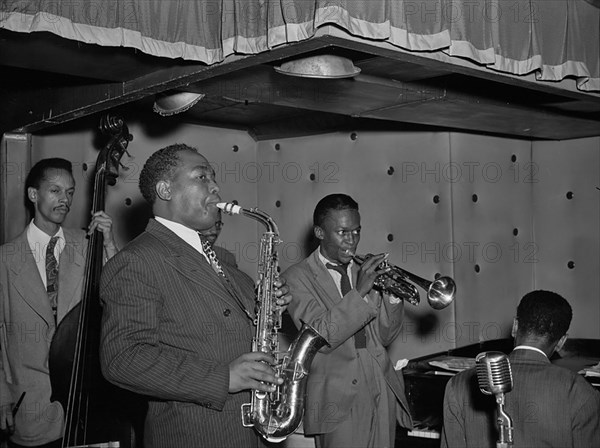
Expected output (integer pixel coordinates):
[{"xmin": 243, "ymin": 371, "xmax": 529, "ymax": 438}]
[
  {"xmin": 306, "ymin": 249, "xmax": 344, "ymax": 306},
  {"xmin": 148, "ymin": 220, "xmax": 252, "ymax": 318},
  {"xmin": 9, "ymin": 231, "xmax": 54, "ymax": 327}
]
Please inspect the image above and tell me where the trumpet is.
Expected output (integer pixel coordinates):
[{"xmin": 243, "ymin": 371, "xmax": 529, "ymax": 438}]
[{"xmin": 349, "ymin": 252, "xmax": 456, "ymax": 310}]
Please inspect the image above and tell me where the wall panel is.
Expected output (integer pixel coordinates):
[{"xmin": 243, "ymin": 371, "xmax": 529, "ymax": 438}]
[
  {"xmin": 532, "ymin": 138, "xmax": 600, "ymax": 338},
  {"xmin": 450, "ymin": 134, "xmax": 535, "ymax": 346}
]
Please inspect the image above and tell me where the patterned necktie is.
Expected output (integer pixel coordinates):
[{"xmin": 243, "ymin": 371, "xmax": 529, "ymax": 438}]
[
  {"xmin": 198, "ymin": 233, "xmax": 253, "ymax": 320},
  {"xmin": 46, "ymin": 236, "xmax": 59, "ymax": 324},
  {"xmin": 199, "ymin": 234, "xmax": 227, "ymax": 279},
  {"xmin": 326, "ymin": 262, "xmax": 367, "ymax": 349}
]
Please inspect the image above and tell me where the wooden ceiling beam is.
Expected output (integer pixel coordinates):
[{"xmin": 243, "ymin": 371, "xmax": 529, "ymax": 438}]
[{"xmin": 1, "ymin": 32, "xmax": 598, "ymax": 139}]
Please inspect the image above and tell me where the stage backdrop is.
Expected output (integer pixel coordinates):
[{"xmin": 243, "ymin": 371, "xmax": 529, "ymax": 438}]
[{"xmin": 14, "ymin": 111, "xmax": 598, "ymax": 362}]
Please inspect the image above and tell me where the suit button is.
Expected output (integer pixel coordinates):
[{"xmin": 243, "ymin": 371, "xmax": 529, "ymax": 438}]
[
  {"xmin": 223, "ymin": 309, "xmax": 231, "ymax": 316},
  {"xmin": 206, "ymin": 402, "xmax": 212, "ymax": 408},
  {"xmin": 352, "ymin": 379, "xmax": 358, "ymax": 385}
]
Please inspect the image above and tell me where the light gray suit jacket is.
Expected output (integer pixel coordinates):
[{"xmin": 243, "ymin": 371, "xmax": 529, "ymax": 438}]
[
  {"xmin": 281, "ymin": 249, "xmax": 413, "ymax": 435},
  {"xmin": 0, "ymin": 227, "xmax": 87, "ymax": 445}
]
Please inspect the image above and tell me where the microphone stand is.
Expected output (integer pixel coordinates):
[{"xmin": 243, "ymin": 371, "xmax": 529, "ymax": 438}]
[{"xmin": 495, "ymin": 392, "xmax": 514, "ymax": 448}]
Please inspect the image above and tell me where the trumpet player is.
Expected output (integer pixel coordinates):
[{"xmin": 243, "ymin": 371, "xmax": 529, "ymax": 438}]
[{"xmin": 281, "ymin": 193, "xmax": 413, "ymax": 448}]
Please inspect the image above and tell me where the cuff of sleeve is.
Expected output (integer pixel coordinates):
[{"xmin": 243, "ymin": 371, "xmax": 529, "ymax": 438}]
[{"xmin": 198, "ymin": 363, "xmax": 230, "ymax": 411}]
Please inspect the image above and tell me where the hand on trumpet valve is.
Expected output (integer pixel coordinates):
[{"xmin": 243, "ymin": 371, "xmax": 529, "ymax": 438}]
[{"xmin": 355, "ymin": 253, "xmax": 391, "ymax": 297}]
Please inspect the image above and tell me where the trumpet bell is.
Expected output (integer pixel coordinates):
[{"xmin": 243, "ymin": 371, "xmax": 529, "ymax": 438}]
[
  {"xmin": 427, "ymin": 276, "xmax": 456, "ymax": 310},
  {"xmin": 350, "ymin": 252, "xmax": 457, "ymax": 310}
]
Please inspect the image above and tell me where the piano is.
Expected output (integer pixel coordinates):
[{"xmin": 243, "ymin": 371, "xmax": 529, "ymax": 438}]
[{"xmin": 395, "ymin": 338, "xmax": 600, "ymax": 448}]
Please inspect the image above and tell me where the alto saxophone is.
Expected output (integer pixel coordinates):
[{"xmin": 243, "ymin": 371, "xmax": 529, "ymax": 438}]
[{"xmin": 217, "ymin": 202, "xmax": 329, "ymax": 443}]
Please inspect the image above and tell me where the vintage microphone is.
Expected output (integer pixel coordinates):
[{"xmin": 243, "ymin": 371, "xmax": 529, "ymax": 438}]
[{"xmin": 476, "ymin": 351, "xmax": 514, "ymax": 447}]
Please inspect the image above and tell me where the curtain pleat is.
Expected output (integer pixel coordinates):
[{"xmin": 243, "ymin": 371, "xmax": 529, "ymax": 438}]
[{"xmin": 1, "ymin": 0, "xmax": 598, "ymax": 91}]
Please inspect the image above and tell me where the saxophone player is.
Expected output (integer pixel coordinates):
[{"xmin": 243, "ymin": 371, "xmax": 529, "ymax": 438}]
[
  {"xmin": 281, "ymin": 193, "xmax": 413, "ymax": 448},
  {"xmin": 99, "ymin": 144, "xmax": 291, "ymax": 448}
]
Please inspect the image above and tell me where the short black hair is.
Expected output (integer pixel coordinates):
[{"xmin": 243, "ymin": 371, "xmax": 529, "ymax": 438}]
[
  {"xmin": 139, "ymin": 143, "xmax": 199, "ymax": 204},
  {"xmin": 25, "ymin": 158, "xmax": 73, "ymax": 191},
  {"xmin": 313, "ymin": 193, "xmax": 359, "ymax": 227},
  {"xmin": 516, "ymin": 290, "xmax": 572, "ymax": 343}
]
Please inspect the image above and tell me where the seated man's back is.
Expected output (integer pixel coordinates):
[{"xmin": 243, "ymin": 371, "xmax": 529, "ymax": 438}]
[
  {"xmin": 442, "ymin": 290, "xmax": 600, "ymax": 448},
  {"xmin": 443, "ymin": 348, "xmax": 600, "ymax": 447}
]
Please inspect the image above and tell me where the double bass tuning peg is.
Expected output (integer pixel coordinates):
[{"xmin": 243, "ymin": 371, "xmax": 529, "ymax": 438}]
[{"xmin": 110, "ymin": 152, "xmax": 130, "ymax": 172}]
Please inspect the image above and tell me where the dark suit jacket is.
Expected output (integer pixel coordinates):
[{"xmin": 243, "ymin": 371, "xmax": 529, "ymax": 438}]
[
  {"xmin": 281, "ymin": 249, "xmax": 413, "ymax": 435},
  {"xmin": 442, "ymin": 348, "xmax": 600, "ymax": 448},
  {"xmin": 100, "ymin": 219, "xmax": 262, "ymax": 448},
  {"xmin": 0, "ymin": 227, "xmax": 86, "ymax": 445}
]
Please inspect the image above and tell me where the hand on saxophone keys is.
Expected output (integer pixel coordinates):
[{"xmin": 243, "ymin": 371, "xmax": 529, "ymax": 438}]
[
  {"xmin": 228, "ymin": 352, "xmax": 284, "ymax": 394},
  {"xmin": 273, "ymin": 277, "xmax": 292, "ymax": 310}
]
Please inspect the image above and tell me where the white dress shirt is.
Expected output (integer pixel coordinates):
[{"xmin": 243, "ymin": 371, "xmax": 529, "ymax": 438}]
[
  {"xmin": 155, "ymin": 216, "xmax": 210, "ymax": 263},
  {"xmin": 26, "ymin": 220, "xmax": 65, "ymax": 288}
]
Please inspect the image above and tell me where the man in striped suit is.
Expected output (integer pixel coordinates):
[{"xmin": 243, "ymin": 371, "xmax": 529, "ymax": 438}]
[
  {"xmin": 442, "ymin": 290, "xmax": 600, "ymax": 448},
  {"xmin": 99, "ymin": 144, "xmax": 290, "ymax": 447}
]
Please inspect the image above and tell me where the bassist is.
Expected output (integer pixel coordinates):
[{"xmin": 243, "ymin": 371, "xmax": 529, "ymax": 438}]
[{"xmin": 0, "ymin": 157, "xmax": 117, "ymax": 447}]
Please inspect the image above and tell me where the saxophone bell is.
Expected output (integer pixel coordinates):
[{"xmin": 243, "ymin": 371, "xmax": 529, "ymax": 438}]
[{"xmin": 346, "ymin": 250, "xmax": 456, "ymax": 310}]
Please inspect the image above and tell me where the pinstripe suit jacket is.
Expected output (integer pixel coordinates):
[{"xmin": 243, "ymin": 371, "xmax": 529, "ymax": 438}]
[
  {"xmin": 0, "ymin": 227, "xmax": 87, "ymax": 445},
  {"xmin": 281, "ymin": 249, "xmax": 413, "ymax": 436},
  {"xmin": 442, "ymin": 348, "xmax": 600, "ymax": 448},
  {"xmin": 100, "ymin": 219, "xmax": 263, "ymax": 448}
]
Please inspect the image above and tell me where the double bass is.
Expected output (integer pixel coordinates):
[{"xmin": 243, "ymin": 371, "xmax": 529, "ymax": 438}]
[{"xmin": 49, "ymin": 114, "xmax": 143, "ymax": 447}]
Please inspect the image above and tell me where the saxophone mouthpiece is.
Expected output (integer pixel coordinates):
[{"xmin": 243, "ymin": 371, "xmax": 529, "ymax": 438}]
[{"xmin": 217, "ymin": 202, "xmax": 242, "ymax": 215}]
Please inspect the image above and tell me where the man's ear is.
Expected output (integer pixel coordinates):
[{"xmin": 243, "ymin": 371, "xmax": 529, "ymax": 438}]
[
  {"xmin": 155, "ymin": 180, "xmax": 171, "ymax": 201},
  {"xmin": 27, "ymin": 187, "xmax": 37, "ymax": 203},
  {"xmin": 555, "ymin": 334, "xmax": 568, "ymax": 353},
  {"xmin": 314, "ymin": 226, "xmax": 324, "ymax": 241},
  {"xmin": 511, "ymin": 318, "xmax": 518, "ymax": 338}
]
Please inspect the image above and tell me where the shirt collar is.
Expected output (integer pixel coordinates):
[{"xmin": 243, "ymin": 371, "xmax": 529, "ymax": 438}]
[
  {"xmin": 318, "ymin": 249, "xmax": 353, "ymax": 271},
  {"xmin": 27, "ymin": 219, "xmax": 65, "ymax": 247},
  {"xmin": 155, "ymin": 216, "xmax": 206, "ymax": 257},
  {"xmin": 513, "ymin": 345, "xmax": 548, "ymax": 358}
]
